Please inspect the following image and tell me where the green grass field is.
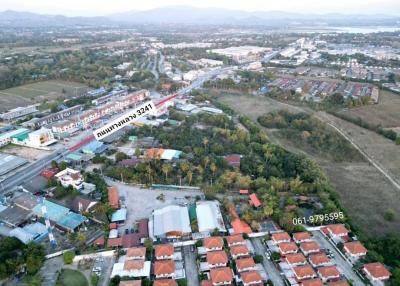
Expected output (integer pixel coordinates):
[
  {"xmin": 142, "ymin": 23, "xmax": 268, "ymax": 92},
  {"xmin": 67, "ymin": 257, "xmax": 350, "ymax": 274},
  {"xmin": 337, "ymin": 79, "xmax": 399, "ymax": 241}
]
[
  {"xmin": 0, "ymin": 80, "xmax": 88, "ymax": 112},
  {"xmin": 56, "ymin": 269, "xmax": 88, "ymax": 286}
]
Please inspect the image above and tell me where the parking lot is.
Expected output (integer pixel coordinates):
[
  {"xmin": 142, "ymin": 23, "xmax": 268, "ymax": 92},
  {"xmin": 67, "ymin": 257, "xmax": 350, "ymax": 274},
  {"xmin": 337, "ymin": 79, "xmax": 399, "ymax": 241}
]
[{"xmin": 105, "ymin": 179, "xmax": 202, "ymax": 232}]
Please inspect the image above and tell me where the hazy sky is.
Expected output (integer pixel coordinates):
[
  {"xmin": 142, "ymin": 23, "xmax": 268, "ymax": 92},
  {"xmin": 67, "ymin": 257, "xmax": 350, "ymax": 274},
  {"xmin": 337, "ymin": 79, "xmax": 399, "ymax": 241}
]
[{"xmin": 1, "ymin": 0, "xmax": 400, "ymax": 16}]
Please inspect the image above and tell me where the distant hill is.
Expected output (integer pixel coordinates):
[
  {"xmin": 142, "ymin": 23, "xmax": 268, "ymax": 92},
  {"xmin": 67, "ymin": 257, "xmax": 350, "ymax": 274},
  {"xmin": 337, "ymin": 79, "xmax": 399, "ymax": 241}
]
[{"xmin": 1, "ymin": 6, "xmax": 399, "ymax": 27}]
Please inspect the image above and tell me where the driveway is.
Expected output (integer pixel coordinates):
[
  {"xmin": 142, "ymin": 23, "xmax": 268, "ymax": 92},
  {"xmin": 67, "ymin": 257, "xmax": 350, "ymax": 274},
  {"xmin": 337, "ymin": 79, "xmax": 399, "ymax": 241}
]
[
  {"xmin": 183, "ymin": 245, "xmax": 199, "ymax": 286},
  {"xmin": 312, "ymin": 231, "xmax": 365, "ymax": 286},
  {"xmin": 251, "ymin": 238, "xmax": 285, "ymax": 286}
]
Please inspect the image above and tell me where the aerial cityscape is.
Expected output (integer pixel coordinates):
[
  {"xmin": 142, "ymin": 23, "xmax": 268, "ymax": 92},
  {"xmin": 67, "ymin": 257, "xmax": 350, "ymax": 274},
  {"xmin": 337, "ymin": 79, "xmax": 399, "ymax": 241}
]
[{"xmin": 0, "ymin": 1, "xmax": 399, "ymax": 286}]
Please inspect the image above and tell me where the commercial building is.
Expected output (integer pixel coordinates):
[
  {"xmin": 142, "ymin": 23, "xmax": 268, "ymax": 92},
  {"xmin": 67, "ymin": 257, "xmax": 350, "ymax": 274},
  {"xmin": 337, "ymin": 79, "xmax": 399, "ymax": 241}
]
[
  {"xmin": 210, "ymin": 46, "xmax": 272, "ymax": 63},
  {"xmin": 0, "ymin": 105, "xmax": 38, "ymax": 120},
  {"xmin": 11, "ymin": 127, "xmax": 57, "ymax": 148},
  {"xmin": 150, "ymin": 205, "xmax": 191, "ymax": 239},
  {"xmin": 196, "ymin": 200, "xmax": 226, "ymax": 234},
  {"xmin": 0, "ymin": 128, "xmax": 29, "ymax": 147}
]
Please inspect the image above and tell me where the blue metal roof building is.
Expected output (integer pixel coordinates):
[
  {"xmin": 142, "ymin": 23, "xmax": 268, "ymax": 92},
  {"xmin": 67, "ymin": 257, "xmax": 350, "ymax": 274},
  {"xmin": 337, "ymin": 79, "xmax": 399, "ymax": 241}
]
[
  {"xmin": 111, "ymin": 208, "xmax": 127, "ymax": 223},
  {"xmin": 81, "ymin": 140, "xmax": 107, "ymax": 154},
  {"xmin": 57, "ymin": 212, "xmax": 86, "ymax": 231}
]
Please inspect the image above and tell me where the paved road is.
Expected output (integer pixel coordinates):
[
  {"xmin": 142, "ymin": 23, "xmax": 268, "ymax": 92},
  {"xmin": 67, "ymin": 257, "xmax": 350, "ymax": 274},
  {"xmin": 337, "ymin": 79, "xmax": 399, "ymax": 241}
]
[
  {"xmin": 312, "ymin": 231, "xmax": 365, "ymax": 286},
  {"xmin": 0, "ymin": 148, "xmax": 68, "ymax": 194},
  {"xmin": 251, "ymin": 237, "xmax": 285, "ymax": 286},
  {"xmin": 183, "ymin": 245, "xmax": 200, "ymax": 286},
  {"xmin": 39, "ymin": 256, "xmax": 64, "ymax": 286}
]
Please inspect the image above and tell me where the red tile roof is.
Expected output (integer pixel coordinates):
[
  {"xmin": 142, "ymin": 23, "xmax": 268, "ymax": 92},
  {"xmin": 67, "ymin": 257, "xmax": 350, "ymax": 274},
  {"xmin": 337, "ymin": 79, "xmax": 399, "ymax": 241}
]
[
  {"xmin": 210, "ymin": 267, "xmax": 233, "ymax": 284},
  {"xmin": 107, "ymin": 237, "xmax": 123, "ymax": 247},
  {"xmin": 123, "ymin": 260, "xmax": 144, "ymax": 271},
  {"xmin": 155, "ymin": 244, "xmax": 174, "ymax": 258},
  {"xmin": 204, "ymin": 237, "xmax": 224, "ymax": 249},
  {"xmin": 249, "ymin": 193, "xmax": 261, "ymax": 208},
  {"xmin": 108, "ymin": 186, "xmax": 119, "ymax": 209},
  {"xmin": 318, "ymin": 266, "xmax": 341, "ymax": 279},
  {"xmin": 293, "ymin": 232, "xmax": 312, "ymax": 242},
  {"xmin": 236, "ymin": 257, "xmax": 256, "ymax": 270},
  {"xmin": 239, "ymin": 189, "xmax": 249, "ymax": 195},
  {"xmin": 109, "ymin": 223, "xmax": 118, "ymax": 230},
  {"xmin": 309, "ymin": 253, "xmax": 331, "ymax": 266},
  {"xmin": 300, "ymin": 241, "xmax": 320, "ymax": 253},
  {"xmin": 126, "ymin": 247, "xmax": 146, "ymax": 258},
  {"xmin": 230, "ymin": 244, "xmax": 249, "ymax": 256},
  {"xmin": 200, "ymin": 280, "xmax": 213, "ymax": 286},
  {"xmin": 271, "ymin": 232, "xmax": 291, "ymax": 243},
  {"xmin": 363, "ymin": 263, "xmax": 391, "ymax": 280},
  {"xmin": 231, "ymin": 219, "xmax": 252, "ymax": 234},
  {"xmin": 154, "ymin": 260, "xmax": 176, "ymax": 276},
  {"xmin": 324, "ymin": 224, "xmax": 349, "ymax": 236},
  {"xmin": 343, "ymin": 241, "xmax": 367, "ymax": 255},
  {"xmin": 122, "ymin": 233, "xmax": 141, "ymax": 248},
  {"xmin": 278, "ymin": 242, "xmax": 298, "ymax": 254},
  {"xmin": 285, "ymin": 253, "xmax": 306, "ymax": 265},
  {"xmin": 224, "ymin": 154, "xmax": 241, "ymax": 167},
  {"xmin": 226, "ymin": 234, "xmax": 244, "ymax": 245},
  {"xmin": 301, "ymin": 279, "xmax": 324, "ymax": 286},
  {"xmin": 154, "ymin": 279, "xmax": 177, "ymax": 286},
  {"xmin": 293, "ymin": 265, "xmax": 317, "ymax": 280},
  {"xmin": 207, "ymin": 250, "xmax": 228, "ymax": 265},
  {"xmin": 241, "ymin": 271, "xmax": 262, "ymax": 284},
  {"xmin": 93, "ymin": 236, "xmax": 105, "ymax": 247}
]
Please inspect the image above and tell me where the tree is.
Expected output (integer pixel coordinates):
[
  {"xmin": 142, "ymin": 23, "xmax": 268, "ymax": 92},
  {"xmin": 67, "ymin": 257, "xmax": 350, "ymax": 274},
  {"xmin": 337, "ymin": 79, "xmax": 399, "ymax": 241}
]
[
  {"xmin": 384, "ymin": 209, "xmax": 396, "ymax": 222},
  {"xmin": 202, "ymin": 137, "xmax": 209, "ymax": 151},
  {"xmin": 115, "ymin": 152, "xmax": 129, "ymax": 162},
  {"xmin": 270, "ymin": 252, "xmax": 281, "ymax": 261},
  {"xmin": 187, "ymin": 170, "xmax": 193, "ymax": 185},
  {"xmin": 59, "ymin": 161, "xmax": 68, "ymax": 171},
  {"xmin": 144, "ymin": 238, "xmax": 153, "ymax": 254},
  {"xmin": 134, "ymin": 148, "xmax": 142, "ymax": 157},
  {"xmin": 63, "ymin": 251, "xmax": 75, "ymax": 264},
  {"xmin": 162, "ymin": 163, "xmax": 173, "ymax": 181},
  {"xmin": 253, "ymin": 255, "xmax": 264, "ymax": 263},
  {"xmin": 26, "ymin": 255, "xmax": 43, "ymax": 275}
]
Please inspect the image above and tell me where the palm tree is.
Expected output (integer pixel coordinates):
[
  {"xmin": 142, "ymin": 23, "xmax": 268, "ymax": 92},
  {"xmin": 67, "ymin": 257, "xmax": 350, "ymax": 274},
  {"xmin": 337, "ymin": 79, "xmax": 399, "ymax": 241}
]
[
  {"xmin": 162, "ymin": 163, "xmax": 172, "ymax": 181},
  {"xmin": 187, "ymin": 170, "xmax": 193, "ymax": 185},
  {"xmin": 202, "ymin": 137, "xmax": 209, "ymax": 152},
  {"xmin": 210, "ymin": 162, "xmax": 217, "ymax": 185}
]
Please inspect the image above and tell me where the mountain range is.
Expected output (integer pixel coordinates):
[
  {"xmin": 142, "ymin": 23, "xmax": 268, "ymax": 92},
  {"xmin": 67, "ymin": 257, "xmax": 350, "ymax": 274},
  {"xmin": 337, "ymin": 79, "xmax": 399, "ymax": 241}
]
[{"xmin": 1, "ymin": 6, "xmax": 399, "ymax": 27}]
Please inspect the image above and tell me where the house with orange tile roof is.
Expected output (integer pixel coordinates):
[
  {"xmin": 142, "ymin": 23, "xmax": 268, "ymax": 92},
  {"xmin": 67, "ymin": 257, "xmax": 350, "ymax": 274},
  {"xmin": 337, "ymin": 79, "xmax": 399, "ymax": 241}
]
[
  {"xmin": 153, "ymin": 279, "xmax": 177, "ymax": 286},
  {"xmin": 207, "ymin": 251, "xmax": 229, "ymax": 269},
  {"xmin": 155, "ymin": 244, "xmax": 174, "ymax": 260},
  {"xmin": 230, "ymin": 244, "xmax": 250, "ymax": 259},
  {"xmin": 278, "ymin": 242, "xmax": 298, "ymax": 256},
  {"xmin": 154, "ymin": 260, "xmax": 176, "ymax": 279},
  {"xmin": 285, "ymin": 253, "xmax": 307, "ymax": 266},
  {"xmin": 241, "ymin": 270, "xmax": 263, "ymax": 286},
  {"xmin": 321, "ymin": 224, "xmax": 349, "ymax": 243},
  {"xmin": 123, "ymin": 260, "xmax": 145, "ymax": 272},
  {"xmin": 328, "ymin": 280, "xmax": 350, "ymax": 286},
  {"xmin": 308, "ymin": 253, "xmax": 332, "ymax": 268},
  {"xmin": 108, "ymin": 186, "xmax": 119, "ymax": 209},
  {"xmin": 210, "ymin": 267, "xmax": 233, "ymax": 286},
  {"xmin": 225, "ymin": 234, "xmax": 245, "ymax": 247},
  {"xmin": 231, "ymin": 219, "xmax": 252, "ymax": 234},
  {"xmin": 201, "ymin": 280, "xmax": 213, "ymax": 286},
  {"xmin": 300, "ymin": 241, "xmax": 321, "ymax": 256},
  {"xmin": 126, "ymin": 247, "xmax": 146, "ymax": 260},
  {"xmin": 300, "ymin": 279, "xmax": 324, "ymax": 286},
  {"xmin": 119, "ymin": 281, "xmax": 142, "ymax": 286},
  {"xmin": 236, "ymin": 257, "xmax": 256, "ymax": 272},
  {"xmin": 145, "ymin": 148, "xmax": 165, "ymax": 159},
  {"xmin": 293, "ymin": 232, "xmax": 312, "ymax": 244},
  {"xmin": 271, "ymin": 232, "xmax": 291, "ymax": 244},
  {"xmin": 204, "ymin": 237, "xmax": 224, "ymax": 252},
  {"xmin": 363, "ymin": 262, "xmax": 391, "ymax": 281},
  {"xmin": 249, "ymin": 193, "xmax": 261, "ymax": 208},
  {"xmin": 293, "ymin": 265, "xmax": 317, "ymax": 281},
  {"xmin": 317, "ymin": 266, "xmax": 341, "ymax": 282},
  {"xmin": 343, "ymin": 241, "xmax": 367, "ymax": 261}
]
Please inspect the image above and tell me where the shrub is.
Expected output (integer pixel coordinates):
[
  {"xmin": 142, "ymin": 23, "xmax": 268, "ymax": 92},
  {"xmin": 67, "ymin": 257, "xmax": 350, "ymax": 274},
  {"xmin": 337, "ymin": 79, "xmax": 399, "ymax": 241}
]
[{"xmin": 63, "ymin": 251, "xmax": 75, "ymax": 264}]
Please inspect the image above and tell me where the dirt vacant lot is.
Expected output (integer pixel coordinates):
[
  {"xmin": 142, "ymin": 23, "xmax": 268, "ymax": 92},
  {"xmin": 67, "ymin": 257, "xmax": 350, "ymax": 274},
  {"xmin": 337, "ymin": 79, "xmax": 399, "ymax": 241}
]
[
  {"xmin": 337, "ymin": 90, "xmax": 400, "ymax": 128},
  {"xmin": 218, "ymin": 93, "xmax": 400, "ymax": 235},
  {"xmin": 0, "ymin": 80, "xmax": 88, "ymax": 111}
]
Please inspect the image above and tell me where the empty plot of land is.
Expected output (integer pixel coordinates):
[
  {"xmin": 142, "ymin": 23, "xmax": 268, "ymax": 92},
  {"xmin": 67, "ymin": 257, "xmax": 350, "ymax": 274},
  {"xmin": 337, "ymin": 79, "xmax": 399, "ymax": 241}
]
[
  {"xmin": 0, "ymin": 80, "xmax": 88, "ymax": 111},
  {"xmin": 337, "ymin": 90, "xmax": 400, "ymax": 128},
  {"xmin": 0, "ymin": 144, "xmax": 52, "ymax": 161},
  {"xmin": 218, "ymin": 93, "xmax": 400, "ymax": 235}
]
